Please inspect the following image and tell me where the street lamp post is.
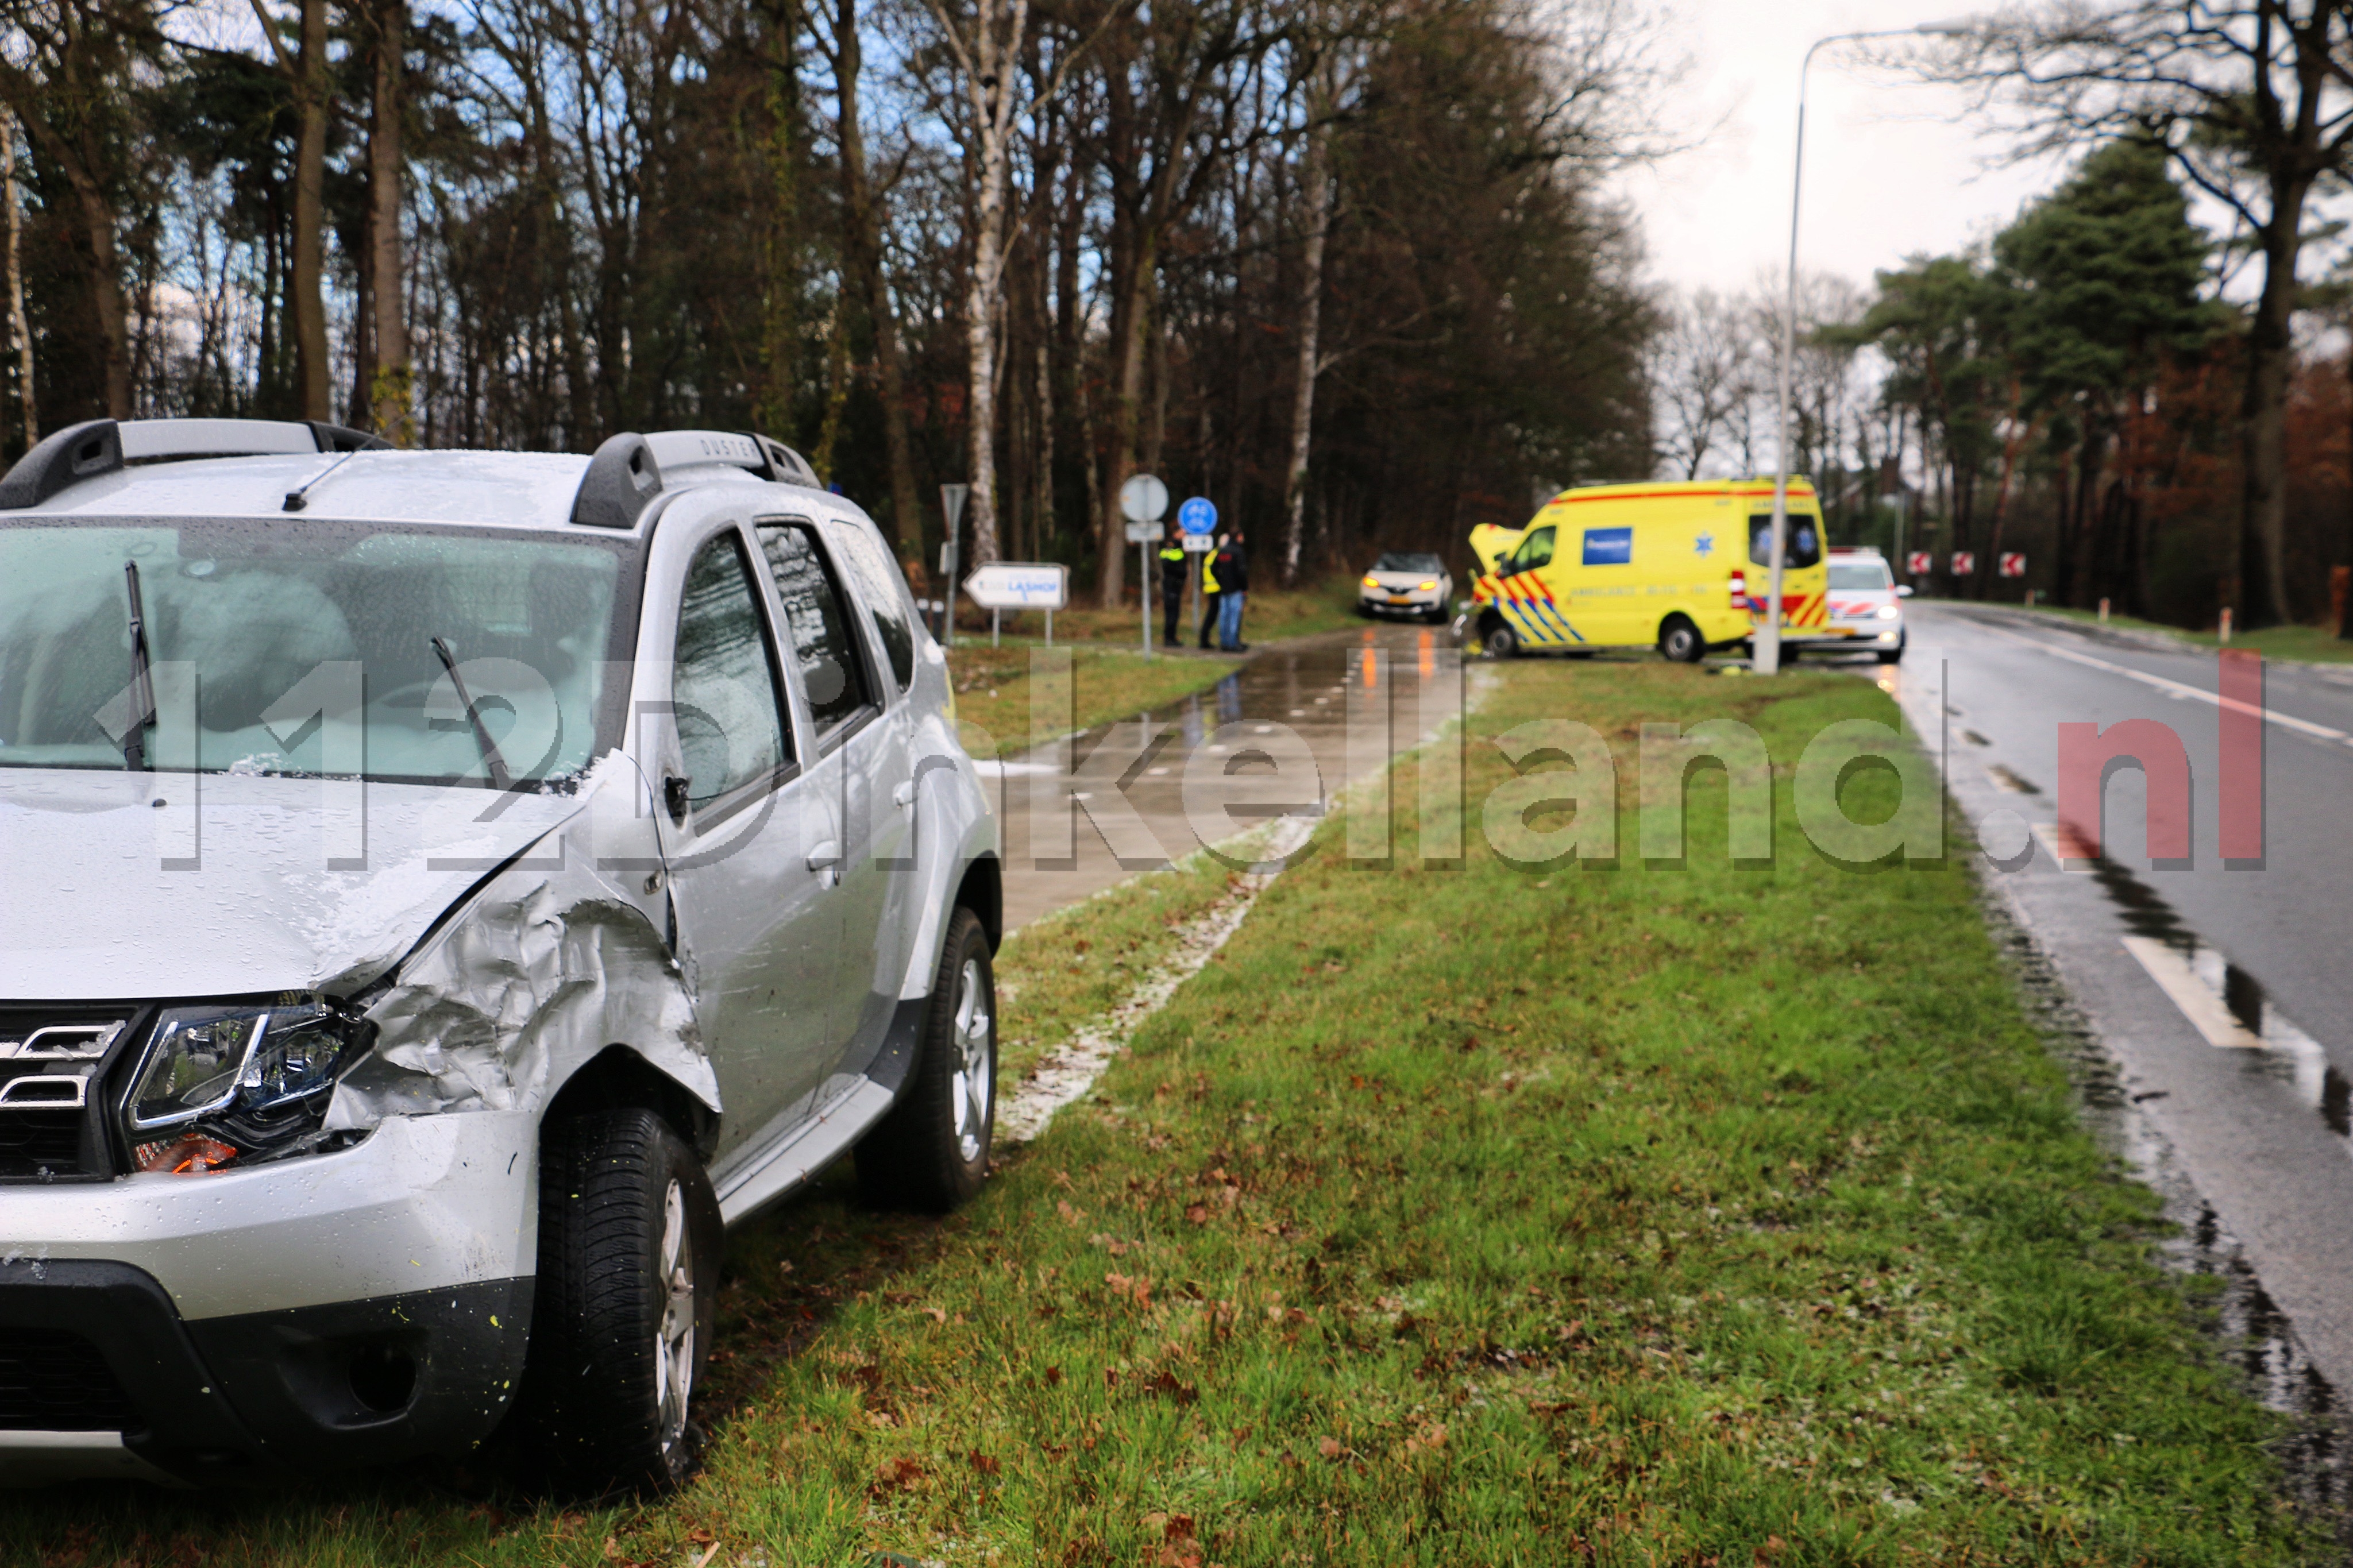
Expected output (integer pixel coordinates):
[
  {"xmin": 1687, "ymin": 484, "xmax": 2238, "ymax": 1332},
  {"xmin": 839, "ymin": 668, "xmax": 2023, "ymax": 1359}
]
[{"xmin": 1756, "ymin": 20, "xmax": 1973, "ymax": 675}]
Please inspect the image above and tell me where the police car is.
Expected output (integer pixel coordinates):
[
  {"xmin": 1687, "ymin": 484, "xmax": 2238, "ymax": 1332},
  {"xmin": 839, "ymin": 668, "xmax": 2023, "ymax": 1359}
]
[{"xmin": 1822, "ymin": 546, "xmax": 1910, "ymax": 663}]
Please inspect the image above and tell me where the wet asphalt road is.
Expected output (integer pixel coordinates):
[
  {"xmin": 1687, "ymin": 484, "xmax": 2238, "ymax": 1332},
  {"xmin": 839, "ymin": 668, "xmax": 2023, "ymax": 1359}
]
[
  {"xmin": 989, "ymin": 621, "xmax": 1457, "ymax": 931},
  {"xmin": 1889, "ymin": 603, "xmax": 2353, "ymax": 1396}
]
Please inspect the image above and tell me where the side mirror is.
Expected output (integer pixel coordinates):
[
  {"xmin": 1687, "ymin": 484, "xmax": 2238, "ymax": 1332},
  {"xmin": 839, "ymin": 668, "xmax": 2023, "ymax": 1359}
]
[{"xmin": 1895, "ymin": 585, "xmax": 1915, "ymax": 598}]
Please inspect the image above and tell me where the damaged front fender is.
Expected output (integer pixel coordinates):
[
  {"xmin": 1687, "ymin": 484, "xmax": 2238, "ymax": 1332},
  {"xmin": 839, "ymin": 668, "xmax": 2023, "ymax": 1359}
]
[{"xmin": 327, "ymin": 755, "xmax": 717, "ymax": 1133}]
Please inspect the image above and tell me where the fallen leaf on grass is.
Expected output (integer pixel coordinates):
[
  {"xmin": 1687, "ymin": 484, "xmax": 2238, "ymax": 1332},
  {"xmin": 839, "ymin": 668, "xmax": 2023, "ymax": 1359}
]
[
  {"xmin": 1317, "ymin": 1436, "xmax": 1344, "ymax": 1460},
  {"xmin": 968, "ymin": 1449, "xmax": 1002, "ymax": 1476},
  {"xmin": 870, "ymin": 1455, "xmax": 926, "ymax": 1496}
]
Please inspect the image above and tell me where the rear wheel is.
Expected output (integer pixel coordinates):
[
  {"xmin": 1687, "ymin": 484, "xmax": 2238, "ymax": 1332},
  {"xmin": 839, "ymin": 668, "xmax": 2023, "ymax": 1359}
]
[
  {"xmin": 517, "ymin": 1109, "xmax": 720, "ymax": 1496},
  {"xmin": 1658, "ymin": 616, "xmax": 1706, "ymax": 663},
  {"xmin": 859, "ymin": 907, "xmax": 996, "ymax": 1212},
  {"xmin": 1482, "ymin": 617, "xmax": 1521, "ymax": 660}
]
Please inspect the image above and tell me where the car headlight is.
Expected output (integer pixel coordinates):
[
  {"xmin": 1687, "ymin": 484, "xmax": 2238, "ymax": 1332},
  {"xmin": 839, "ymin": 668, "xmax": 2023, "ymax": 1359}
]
[
  {"xmin": 1418, "ymin": 580, "xmax": 1437, "ymax": 590},
  {"xmin": 121, "ymin": 1000, "xmax": 371, "ymax": 1174},
  {"xmin": 1361, "ymin": 575, "xmax": 1381, "ymax": 589},
  {"xmin": 1875, "ymin": 604, "xmax": 1900, "ymax": 620}
]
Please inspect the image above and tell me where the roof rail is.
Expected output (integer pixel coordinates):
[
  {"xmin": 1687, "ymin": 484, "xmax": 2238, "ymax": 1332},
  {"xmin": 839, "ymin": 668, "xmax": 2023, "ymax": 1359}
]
[
  {"xmin": 0, "ymin": 417, "xmax": 391, "ymax": 509},
  {"xmin": 569, "ymin": 428, "xmax": 824, "ymax": 530}
]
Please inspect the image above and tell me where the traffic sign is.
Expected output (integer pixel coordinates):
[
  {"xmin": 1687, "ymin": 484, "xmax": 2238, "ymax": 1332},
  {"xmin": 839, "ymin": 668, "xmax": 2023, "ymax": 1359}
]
[
  {"xmin": 964, "ymin": 562, "xmax": 1069, "ymax": 611},
  {"xmin": 1181, "ymin": 533, "xmax": 1215, "ymax": 553},
  {"xmin": 1124, "ymin": 520, "xmax": 1159, "ymax": 543},
  {"xmin": 1178, "ymin": 496, "xmax": 1217, "ymax": 534},
  {"xmin": 1950, "ymin": 551, "xmax": 1976, "ymax": 577},
  {"xmin": 1905, "ymin": 551, "xmax": 1932, "ymax": 576},
  {"xmin": 1119, "ymin": 473, "xmax": 1170, "ymax": 523},
  {"xmin": 1998, "ymin": 552, "xmax": 2026, "ymax": 578}
]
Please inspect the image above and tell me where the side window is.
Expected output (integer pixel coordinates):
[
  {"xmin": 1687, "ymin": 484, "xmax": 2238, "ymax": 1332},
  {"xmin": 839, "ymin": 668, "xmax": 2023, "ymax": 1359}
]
[
  {"xmin": 1748, "ymin": 514, "xmax": 1823, "ymax": 570},
  {"xmin": 673, "ymin": 532, "xmax": 789, "ymax": 810},
  {"xmin": 1503, "ymin": 525, "xmax": 1556, "ymax": 576},
  {"xmin": 757, "ymin": 522, "xmax": 877, "ymax": 736},
  {"xmin": 829, "ymin": 523, "xmax": 917, "ymax": 689},
  {"xmin": 1581, "ymin": 526, "xmax": 1632, "ymax": 566}
]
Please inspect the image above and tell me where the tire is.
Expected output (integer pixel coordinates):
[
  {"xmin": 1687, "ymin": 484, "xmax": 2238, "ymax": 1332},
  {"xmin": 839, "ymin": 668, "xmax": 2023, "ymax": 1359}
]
[
  {"xmin": 1658, "ymin": 616, "xmax": 1705, "ymax": 663},
  {"xmin": 1424, "ymin": 605, "xmax": 1449, "ymax": 625},
  {"xmin": 859, "ymin": 907, "xmax": 997, "ymax": 1212},
  {"xmin": 1878, "ymin": 635, "xmax": 1906, "ymax": 665},
  {"xmin": 517, "ymin": 1109, "xmax": 721, "ymax": 1496},
  {"xmin": 1482, "ymin": 618, "xmax": 1521, "ymax": 660}
]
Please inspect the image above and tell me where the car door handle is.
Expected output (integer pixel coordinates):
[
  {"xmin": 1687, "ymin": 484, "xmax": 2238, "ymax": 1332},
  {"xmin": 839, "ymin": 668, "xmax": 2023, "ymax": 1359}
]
[
  {"xmin": 807, "ymin": 839, "xmax": 841, "ymax": 872},
  {"xmin": 892, "ymin": 781, "xmax": 917, "ymax": 809}
]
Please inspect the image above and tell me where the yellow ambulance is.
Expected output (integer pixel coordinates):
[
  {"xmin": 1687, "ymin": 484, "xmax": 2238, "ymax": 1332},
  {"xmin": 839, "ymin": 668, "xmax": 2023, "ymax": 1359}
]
[{"xmin": 1464, "ymin": 478, "xmax": 1833, "ymax": 662}]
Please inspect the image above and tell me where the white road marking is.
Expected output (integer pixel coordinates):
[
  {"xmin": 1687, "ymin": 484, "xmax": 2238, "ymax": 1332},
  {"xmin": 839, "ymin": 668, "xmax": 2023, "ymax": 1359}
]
[
  {"xmin": 2030, "ymin": 821, "xmax": 2094, "ymax": 873},
  {"xmin": 1970, "ymin": 621, "xmax": 2351, "ymax": 744},
  {"xmin": 2121, "ymin": 936, "xmax": 2263, "ymax": 1049}
]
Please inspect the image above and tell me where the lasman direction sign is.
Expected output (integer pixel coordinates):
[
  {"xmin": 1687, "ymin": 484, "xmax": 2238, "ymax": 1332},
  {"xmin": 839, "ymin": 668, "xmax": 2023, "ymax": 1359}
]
[{"xmin": 963, "ymin": 562, "xmax": 1070, "ymax": 611}]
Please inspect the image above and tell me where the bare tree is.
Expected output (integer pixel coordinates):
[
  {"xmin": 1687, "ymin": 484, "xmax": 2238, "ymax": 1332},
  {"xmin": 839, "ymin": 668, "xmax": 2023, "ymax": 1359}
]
[
  {"xmin": 4, "ymin": 113, "xmax": 34, "ymax": 444},
  {"xmin": 368, "ymin": 0, "xmax": 412, "ymax": 441},
  {"xmin": 1931, "ymin": 0, "xmax": 2353, "ymax": 627},
  {"xmin": 1649, "ymin": 288, "xmax": 1758, "ymax": 480},
  {"xmin": 917, "ymin": 0, "xmax": 1117, "ymax": 566},
  {"xmin": 0, "ymin": 0, "xmax": 150, "ymax": 419},
  {"xmin": 818, "ymin": 0, "xmax": 922, "ymax": 550}
]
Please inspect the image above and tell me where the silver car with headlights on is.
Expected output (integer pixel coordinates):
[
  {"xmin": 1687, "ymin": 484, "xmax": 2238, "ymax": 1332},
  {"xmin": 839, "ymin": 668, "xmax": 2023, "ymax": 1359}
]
[
  {"xmin": 0, "ymin": 418, "xmax": 1000, "ymax": 1493},
  {"xmin": 1356, "ymin": 551, "xmax": 1453, "ymax": 623}
]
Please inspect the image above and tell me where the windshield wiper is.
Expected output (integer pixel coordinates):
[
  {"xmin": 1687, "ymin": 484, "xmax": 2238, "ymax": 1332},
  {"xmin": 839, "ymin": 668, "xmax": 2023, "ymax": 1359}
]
[
  {"xmin": 430, "ymin": 637, "xmax": 514, "ymax": 791},
  {"xmin": 122, "ymin": 562, "xmax": 157, "ymax": 771}
]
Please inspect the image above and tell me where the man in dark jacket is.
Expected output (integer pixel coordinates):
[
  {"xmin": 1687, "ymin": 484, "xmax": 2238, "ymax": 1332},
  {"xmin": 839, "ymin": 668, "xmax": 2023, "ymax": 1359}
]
[
  {"xmin": 1159, "ymin": 528, "xmax": 1189, "ymax": 650},
  {"xmin": 1214, "ymin": 530, "xmax": 1250, "ymax": 651}
]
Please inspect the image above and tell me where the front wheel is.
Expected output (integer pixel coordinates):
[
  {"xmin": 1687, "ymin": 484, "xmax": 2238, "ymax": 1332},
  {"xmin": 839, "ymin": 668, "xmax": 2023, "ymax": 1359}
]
[
  {"xmin": 1482, "ymin": 618, "xmax": 1521, "ymax": 660},
  {"xmin": 859, "ymin": 907, "xmax": 997, "ymax": 1212},
  {"xmin": 1657, "ymin": 616, "xmax": 1706, "ymax": 663},
  {"xmin": 517, "ymin": 1109, "xmax": 721, "ymax": 1496}
]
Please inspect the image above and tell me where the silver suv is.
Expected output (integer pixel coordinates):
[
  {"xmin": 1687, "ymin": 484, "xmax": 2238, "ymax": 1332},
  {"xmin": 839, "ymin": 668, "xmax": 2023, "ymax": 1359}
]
[{"xmin": 0, "ymin": 419, "xmax": 1000, "ymax": 1492}]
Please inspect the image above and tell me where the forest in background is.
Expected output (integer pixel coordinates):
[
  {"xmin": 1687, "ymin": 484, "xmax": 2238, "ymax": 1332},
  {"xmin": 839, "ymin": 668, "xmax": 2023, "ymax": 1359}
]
[
  {"xmin": 0, "ymin": 0, "xmax": 1662, "ymax": 604},
  {"xmin": 1650, "ymin": 133, "xmax": 2353, "ymax": 632}
]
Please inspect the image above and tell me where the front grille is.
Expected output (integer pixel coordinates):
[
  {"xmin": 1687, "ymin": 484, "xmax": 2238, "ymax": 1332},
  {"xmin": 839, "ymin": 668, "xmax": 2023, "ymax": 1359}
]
[
  {"xmin": 0, "ymin": 1005, "xmax": 140, "ymax": 1181},
  {"xmin": 0, "ymin": 1109, "xmax": 84, "ymax": 1178},
  {"xmin": 0, "ymin": 1327, "xmax": 141, "ymax": 1431}
]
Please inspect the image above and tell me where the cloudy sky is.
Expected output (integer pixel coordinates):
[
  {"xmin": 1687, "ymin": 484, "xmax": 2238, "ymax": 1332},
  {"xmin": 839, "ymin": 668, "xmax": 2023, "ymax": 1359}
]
[{"xmin": 1618, "ymin": 0, "xmax": 2079, "ymax": 300}]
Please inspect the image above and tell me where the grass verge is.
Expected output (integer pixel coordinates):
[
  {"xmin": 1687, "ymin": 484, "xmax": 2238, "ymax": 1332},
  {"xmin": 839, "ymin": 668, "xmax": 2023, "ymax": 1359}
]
[
  {"xmin": 2000, "ymin": 600, "xmax": 2353, "ymax": 664},
  {"xmin": 948, "ymin": 577, "xmax": 1365, "ymax": 651},
  {"xmin": 6, "ymin": 662, "xmax": 2319, "ymax": 1566},
  {"xmin": 945, "ymin": 579, "xmax": 1371, "ymax": 755}
]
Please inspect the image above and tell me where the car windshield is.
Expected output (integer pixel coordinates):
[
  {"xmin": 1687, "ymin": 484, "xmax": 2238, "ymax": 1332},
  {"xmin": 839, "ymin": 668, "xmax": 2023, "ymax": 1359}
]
[
  {"xmin": 0, "ymin": 519, "xmax": 638, "ymax": 787},
  {"xmin": 1374, "ymin": 552, "xmax": 1442, "ymax": 574},
  {"xmin": 1827, "ymin": 560, "xmax": 1892, "ymax": 590}
]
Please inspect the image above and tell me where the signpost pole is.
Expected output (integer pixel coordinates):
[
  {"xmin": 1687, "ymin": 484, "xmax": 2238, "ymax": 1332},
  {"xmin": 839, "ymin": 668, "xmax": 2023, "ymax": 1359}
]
[
  {"xmin": 992, "ymin": 608, "xmax": 1000, "ymax": 647},
  {"xmin": 1118, "ymin": 474, "xmax": 1171, "ymax": 661}
]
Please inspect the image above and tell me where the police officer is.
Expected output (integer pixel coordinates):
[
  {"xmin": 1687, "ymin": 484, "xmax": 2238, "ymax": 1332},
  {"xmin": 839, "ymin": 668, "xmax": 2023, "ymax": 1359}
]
[
  {"xmin": 1159, "ymin": 526, "xmax": 1189, "ymax": 650},
  {"xmin": 1199, "ymin": 532, "xmax": 1225, "ymax": 650}
]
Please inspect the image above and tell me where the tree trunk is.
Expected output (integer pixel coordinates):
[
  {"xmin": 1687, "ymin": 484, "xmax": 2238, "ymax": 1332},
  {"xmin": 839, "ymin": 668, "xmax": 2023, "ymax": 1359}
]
[
  {"xmin": 2236, "ymin": 183, "xmax": 2309, "ymax": 629},
  {"xmin": 291, "ymin": 0, "xmax": 331, "ymax": 420},
  {"xmin": 5, "ymin": 114, "xmax": 36, "ymax": 445},
  {"xmin": 758, "ymin": 0, "xmax": 799, "ymax": 439},
  {"xmin": 1280, "ymin": 117, "xmax": 1332, "ymax": 588},
  {"xmin": 833, "ymin": 0, "xmax": 919, "ymax": 551},
  {"xmin": 1097, "ymin": 239, "xmax": 1154, "ymax": 605},
  {"xmin": 369, "ymin": 0, "xmax": 411, "ymax": 443}
]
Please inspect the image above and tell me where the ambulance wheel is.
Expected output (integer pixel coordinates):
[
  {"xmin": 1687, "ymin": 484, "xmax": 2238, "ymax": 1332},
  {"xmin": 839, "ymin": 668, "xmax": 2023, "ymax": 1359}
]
[
  {"xmin": 1483, "ymin": 619, "xmax": 1521, "ymax": 660},
  {"xmin": 1658, "ymin": 616, "xmax": 1706, "ymax": 664}
]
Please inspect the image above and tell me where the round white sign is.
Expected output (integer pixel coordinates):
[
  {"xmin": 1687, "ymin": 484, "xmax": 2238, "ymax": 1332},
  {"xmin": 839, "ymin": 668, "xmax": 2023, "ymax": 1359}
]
[{"xmin": 1118, "ymin": 473, "xmax": 1170, "ymax": 524}]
